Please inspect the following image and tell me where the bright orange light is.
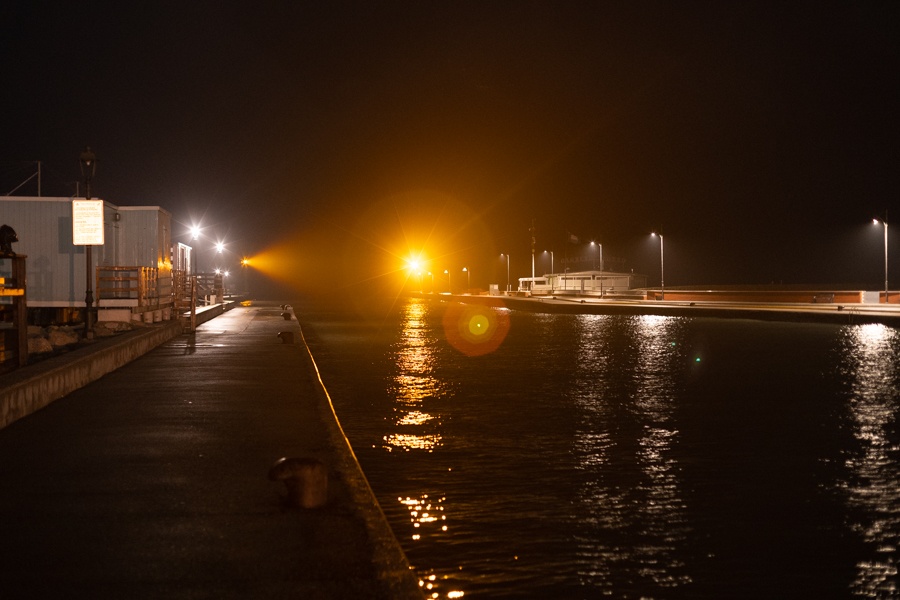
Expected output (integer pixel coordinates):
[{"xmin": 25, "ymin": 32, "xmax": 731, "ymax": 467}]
[
  {"xmin": 405, "ymin": 254, "xmax": 427, "ymax": 273},
  {"xmin": 239, "ymin": 241, "xmax": 304, "ymax": 288}
]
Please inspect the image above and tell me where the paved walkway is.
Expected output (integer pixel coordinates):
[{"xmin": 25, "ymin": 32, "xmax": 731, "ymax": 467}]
[{"xmin": 0, "ymin": 302, "xmax": 420, "ymax": 599}]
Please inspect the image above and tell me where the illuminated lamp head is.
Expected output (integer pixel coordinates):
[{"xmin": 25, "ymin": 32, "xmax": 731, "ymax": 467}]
[{"xmin": 442, "ymin": 303, "xmax": 510, "ymax": 357}]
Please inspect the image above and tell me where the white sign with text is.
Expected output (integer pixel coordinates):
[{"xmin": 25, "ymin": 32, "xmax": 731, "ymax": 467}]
[{"xmin": 72, "ymin": 199, "xmax": 105, "ymax": 246}]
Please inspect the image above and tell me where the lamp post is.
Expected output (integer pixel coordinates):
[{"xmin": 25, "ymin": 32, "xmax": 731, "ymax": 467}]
[
  {"xmin": 428, "ymin": 272, "xmax": 434, "ymax": 293},
  {"xmin": 591, "ymin": 241, "xmax": 604, "ymax": 296},
  {"xmin": 463, "ymin": 267, "xmax": 469, "ymax": 292},
  {"xmin": 79, "ymin": 147, "xmax": 97, "ymax": 339},
  {"xmin": 874, "ymin": 212, "xmax": 889, "ymax": 302},
  {"xmin": 501, "ymin": 254, "xmax": 510, "ymax": 293},
  {"xmin": 444, "ymin": 269, "xmax": 451, "ymax": 293},
  {"xmin": 190, "ymin": 226, "xmax": 201, "ymax": 274},
  {"xmin": 544, "ymin": 250, "xmax": 554, "ymax": 292},
  {"xmin": 652, "ymin": 232, "xmax": 664, "ymax": 300},
  {"xmin": 214, "ymin": 241, "xmax": 225, "ymax": 277}
]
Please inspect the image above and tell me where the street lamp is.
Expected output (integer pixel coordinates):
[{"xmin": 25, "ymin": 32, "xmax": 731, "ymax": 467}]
[
  {"xmin": 463, "ymin": 267, "xmax": 469, "ymax": 292},
  {"xmin": 543, "ymin": 250, "xmax": 554, "ymax": 274},
  {"xmin": 590, "ymin": 241, "xmax": 604, "ymax": 271},
  {"xmin": 501, "ymin": 253, "xmax": 510, "ymax": 293},
  {"xmin": 652, "ymin": 232, "xmax": 664, "ymax": 300},
  {"xmin": 190, "ymin": 226, "xmax": 201, "ymax": 274},
  {"xmin": 428, "ymin": 272, "xmax": 434, "ymax": 293},
  {"xmin": 214, "ymin": 241, "xmax": 225, "ymax": 273},
  {"xmin": 444, "ymin": 269, "xmax": 451, "ymax": 294},
  {"xmin": 79, "ymin": 147, "xmax": 97, "ymax": 339},
  {"xmin": 874, "ymin": 212, "xmax": 889, "ymax": 302}
]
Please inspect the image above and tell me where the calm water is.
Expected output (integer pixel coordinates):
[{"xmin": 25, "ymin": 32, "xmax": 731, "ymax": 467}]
[{"xmin": 297, "ymin": 297, "xmax": 900, "ymax": 599}]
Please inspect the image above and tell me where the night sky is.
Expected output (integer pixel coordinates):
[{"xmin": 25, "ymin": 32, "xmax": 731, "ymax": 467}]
[{"xmin": 2, "ymin": 1, "xmax": 898, "ymax": 300}]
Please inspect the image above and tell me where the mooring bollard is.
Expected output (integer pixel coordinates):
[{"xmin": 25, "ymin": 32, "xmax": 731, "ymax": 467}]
[
  {"xmin": 281, "ymin": 311, "xmax": 291, "ymax": 321},
  {"xmin": 277, "ymin": 331, "xmax": 294, "ymax": 344},
  {"xmin": 268, "ymin": 457, "xmax": 328, "ymax": 508}
]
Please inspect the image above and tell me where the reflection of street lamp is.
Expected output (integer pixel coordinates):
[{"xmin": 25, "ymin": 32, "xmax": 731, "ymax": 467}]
[
  {"xmin": 444, "ymin": 269, "xmax": 450, "ymax": 293},
  {"xmin": 501, "ymin": 253, "xmax": 510, "ymax": 293},
  {"xmin": 79, "ymin": 147, "xmax": 97, "ymax": 339},
  {"xmin": 463, "ymin": 267, "xmax": 469, "ymax": 292},
  {"xmin": 874, "ymin": 212, "xmax": 889, "ymax": 301},
  {"xmin": 651, "ymin": 232, "xmax": 664, "ymax": 300}
]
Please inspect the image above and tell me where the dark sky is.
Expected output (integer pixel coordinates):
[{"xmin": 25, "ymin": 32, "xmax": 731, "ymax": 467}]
[{"xmin": 2, "ymin": 1, "xmax": 898, "ymax": 299}]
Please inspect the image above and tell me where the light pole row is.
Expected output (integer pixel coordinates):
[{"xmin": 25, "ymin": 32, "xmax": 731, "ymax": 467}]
[
  {"xmin": 440, "ymin": 267, "xmax": 470, "ymax": 294},
  {"xmin": 432, "ymin": 217, "xmax": 890, "ymax": 302}
]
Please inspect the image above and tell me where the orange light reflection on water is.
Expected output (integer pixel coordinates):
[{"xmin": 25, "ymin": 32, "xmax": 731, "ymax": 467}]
[
  {"xmin": 384, "ymin": 298, "xmax": 444, "ymax": 452},
  {"xmin": 389, "ymin": 300, "xmax": 465, "ymax": 599}
]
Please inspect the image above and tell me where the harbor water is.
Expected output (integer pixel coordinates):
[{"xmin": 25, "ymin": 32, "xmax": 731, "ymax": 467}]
[{"xmin": 297, "ymin": 296, "xmax": 900, "ymax": 599}]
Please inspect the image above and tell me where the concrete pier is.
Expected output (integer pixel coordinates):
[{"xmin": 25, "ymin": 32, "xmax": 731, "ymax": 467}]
[
  {"xmin": 429, "ymin": 292, "xmax": 900, "ymax": 326},
  {"xmin": 0, "ymin": 301, "xmax": 422, "ymax": 599}
]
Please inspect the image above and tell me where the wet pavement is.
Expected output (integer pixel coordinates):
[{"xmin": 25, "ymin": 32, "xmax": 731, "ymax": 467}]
[{"xmin": 0, "ymin": 301, "xmax": 421, "ymax": 599}]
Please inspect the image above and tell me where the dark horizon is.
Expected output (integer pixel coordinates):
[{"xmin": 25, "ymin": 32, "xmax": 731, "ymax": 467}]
[{"xmin": 3, "ymin": 2, "xmax": 897, "ymax": 299}]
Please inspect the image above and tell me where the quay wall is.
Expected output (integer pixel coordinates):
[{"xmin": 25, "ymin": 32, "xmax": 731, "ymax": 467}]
[
  {"xmin": 639, "ymin": 289, "xmax": 878, "ymax": 304},
  {"xmin": 424, "ymin": 293, "xmax": 900, "ymax": 326},
  {"xmin": 0, "ymin": 303, "xmax": 231, "ymax": 430}
]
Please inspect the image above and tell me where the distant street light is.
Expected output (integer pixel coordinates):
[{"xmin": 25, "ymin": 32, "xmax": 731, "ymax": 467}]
[
  {"xmin": 543, "ymin": 250, "xmax": 554, "ymax": 274},
  {"xmin": 590, "ymin": 241, "xmax": 604, "ymax": 271},
  {"xmin": 214, "ymin": 241, "xmax": 225, "ymax": 273},
  {"xmin": 501, "ymin": 253, "xmax": 510, "ymax": 293},
  {"xmin": 190, "ymin": 226, "xmax": 201, "ymax": 274},
  {"xmin": 463, "ymin": 267, "xmax": 469, "ymax": 292},
  {"xmin": 428, "ymin": 272, "xmax": 434, "ymax": 292},
  {"xmin": 874, "ymin": 212, "xmax": 889, "ymax": 302},
  {"xmin": 444, "ymin": 269, "xmax": 450, "ymax": 293},
  {"xmin": 651, "ymin": 232, "xmax": 664, "ymax": 300}
]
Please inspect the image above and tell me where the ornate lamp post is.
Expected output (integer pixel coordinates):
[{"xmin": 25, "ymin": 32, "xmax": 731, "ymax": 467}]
[{"xmin": 79, "ymin": 147, "xmax": 97, "ymax": 338}]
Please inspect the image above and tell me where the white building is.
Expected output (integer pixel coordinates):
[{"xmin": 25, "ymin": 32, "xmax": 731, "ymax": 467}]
[
  {"xmin": 517, "ymin": 270, "xmax": 648, "ymax": 296},
  {"xmin": 1, "ymin": 196, "xmax": 185, "ymax": 324}
]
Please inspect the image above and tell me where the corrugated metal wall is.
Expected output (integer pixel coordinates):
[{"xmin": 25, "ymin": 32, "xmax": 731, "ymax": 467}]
[{"xmin": 0, "ymin": 197, "xmax": 171, "ymax": 307}]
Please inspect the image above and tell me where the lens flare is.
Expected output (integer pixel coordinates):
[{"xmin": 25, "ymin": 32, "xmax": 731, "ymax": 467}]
[{"xmin": 442, "ymin": 303, "xmax": 510, "ymax": 356}]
